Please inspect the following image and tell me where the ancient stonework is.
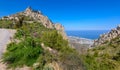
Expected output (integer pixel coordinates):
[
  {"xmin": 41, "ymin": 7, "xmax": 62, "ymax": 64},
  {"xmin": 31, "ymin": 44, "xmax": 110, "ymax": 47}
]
[{"xmin": 93, "ymin": 25, "xmax": 120, "ymax": 47}]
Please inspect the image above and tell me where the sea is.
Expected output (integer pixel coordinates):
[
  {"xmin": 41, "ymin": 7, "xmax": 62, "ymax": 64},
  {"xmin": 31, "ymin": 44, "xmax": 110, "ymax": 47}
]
[{"xmin": 66, "ymin": 30, "xmax": 109, "ymax": 40}]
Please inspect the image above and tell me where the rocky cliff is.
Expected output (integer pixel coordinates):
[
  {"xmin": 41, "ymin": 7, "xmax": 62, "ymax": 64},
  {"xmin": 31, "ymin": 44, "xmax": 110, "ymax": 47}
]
[
  {"xmin": 1, "ymin": 7, "xmax": 67, "ymax": 40},
  {"xmin": 93, "ymin": 25, "xmax": 120, "ymax": 47}
]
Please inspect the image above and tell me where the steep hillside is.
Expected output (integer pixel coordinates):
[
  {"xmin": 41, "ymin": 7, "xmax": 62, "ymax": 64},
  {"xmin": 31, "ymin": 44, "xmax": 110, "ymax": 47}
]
[
  {"xmin": 0, "ymin": 7, "xmax": 67, "ymax": 40},
  {"xmin": 0, "ymin": 7, "xmax": 85, "ymax": 70},
  {"xmin": 93, "ymin": 25, "xmax": 120, "ymax": 47},
  {"xmin": 82, "ymin": 25, "xmax": 120, "ymax": 70}
]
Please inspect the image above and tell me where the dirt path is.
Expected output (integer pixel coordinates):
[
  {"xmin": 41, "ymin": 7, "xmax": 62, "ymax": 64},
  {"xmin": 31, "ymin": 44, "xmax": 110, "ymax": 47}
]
[
  {"xmin": 0, "ymin": 29, "xmax": 16, "ymax": 58},
  {"xmin": 0, "ymin": 29, "xmax": 10, "ymax": 58},
  {"xmin": 0, "ymin": 29, "xmax": 16, "ymax": 70}
]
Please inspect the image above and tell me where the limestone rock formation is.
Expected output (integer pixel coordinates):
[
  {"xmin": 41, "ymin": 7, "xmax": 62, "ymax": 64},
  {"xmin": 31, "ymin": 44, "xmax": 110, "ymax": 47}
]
[
  {"xmin": 93, "ymin": 25, "xmax": 120, "ymax": 47},
  {"xmin": 1, "ymin": 7, "xmax": 67, "ymax": 39},
  {"xmin": 54, "ymin": 23, "xmax": 68, "ymax": 40},
  {"xmin": 24, "ymin": 7, "xmax": 54, "ymax": 29}
]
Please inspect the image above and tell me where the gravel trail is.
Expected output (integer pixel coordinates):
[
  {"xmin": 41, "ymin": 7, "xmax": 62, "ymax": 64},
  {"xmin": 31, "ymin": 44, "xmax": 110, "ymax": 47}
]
[
  {"xmin": 0, "ymin": 29, "xmax": 16, "ymax": 58},
  {"xmin": 0, "ymin": 29, "xmax": 10, "ymax": 57},
  {"xmin": 0, "ymin": 29, "xmax": 16, "ymax": 70}
]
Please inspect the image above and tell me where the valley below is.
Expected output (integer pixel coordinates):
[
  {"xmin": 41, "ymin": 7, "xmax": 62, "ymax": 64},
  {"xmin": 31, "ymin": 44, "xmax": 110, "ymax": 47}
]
[{"xmin": 68, "ymin": 36, "xmax": 94, "ymax": 53}]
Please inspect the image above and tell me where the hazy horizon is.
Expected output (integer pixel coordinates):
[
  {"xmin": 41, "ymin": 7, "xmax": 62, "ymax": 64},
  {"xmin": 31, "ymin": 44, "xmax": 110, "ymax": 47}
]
[{"xmin": 66, "ymin": 30, "xmax": 109, "ymax": 39}]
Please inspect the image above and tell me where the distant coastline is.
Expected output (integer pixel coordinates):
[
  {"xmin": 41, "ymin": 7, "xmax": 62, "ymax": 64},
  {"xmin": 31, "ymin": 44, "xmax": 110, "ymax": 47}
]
[{"xmin": 66, "ymin": 30, "xmax": 109, "ymax": 40}]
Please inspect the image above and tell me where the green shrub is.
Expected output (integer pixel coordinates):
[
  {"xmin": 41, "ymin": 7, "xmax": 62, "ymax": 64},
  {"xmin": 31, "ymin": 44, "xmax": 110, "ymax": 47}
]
[
  {"xmin": 0, "ymin": 20, "xmax": 13, "ymax": 28},
  {"xmin": 113, "ymin": 51, "xmax": 120, "ymax": 61},
  {"xmin": 2, "ymin": 18, "xmax": 84, "ymax": 70},
  {"xmin": 2, "ymin": 37, "xmax": 43, "ymax": 68},
  {"xmin": 41, "ymin": 30, "xmax": 68, "ymax": 51}
]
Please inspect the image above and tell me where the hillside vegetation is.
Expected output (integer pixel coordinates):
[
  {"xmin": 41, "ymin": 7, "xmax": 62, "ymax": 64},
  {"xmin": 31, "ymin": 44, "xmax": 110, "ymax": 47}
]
[
  {"xmin": 82, "ymin": 36, "xmax": 120, "ymax": 70},
  {"xmin": 2, "ymin": 7, "xmax": 120, "ymax": 70},
  {"xmin": 0, "ymin": 14, "xmax": 85, "ymax": 70}
]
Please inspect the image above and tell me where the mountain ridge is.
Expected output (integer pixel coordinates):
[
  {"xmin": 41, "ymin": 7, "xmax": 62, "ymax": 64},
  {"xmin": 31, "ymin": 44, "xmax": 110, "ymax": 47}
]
[
  {"xmin": 0, "ymin": 7, "xmax": 67, "ymax": 40},
  {"xmin": 93, "ymin": 25, "xmax": 120, "ymax": 47},
  {"xmin": 82, "ymin": 24, "xmax": 120, "ymax": 70}
]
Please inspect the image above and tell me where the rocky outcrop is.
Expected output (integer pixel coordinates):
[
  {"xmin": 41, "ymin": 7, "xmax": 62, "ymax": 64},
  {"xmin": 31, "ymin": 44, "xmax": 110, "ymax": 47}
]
[
  {"xmin": 93, "ymin": 25, "xmax": 120, "ymax": 47},
  {"xmin": 24, "ymin": 7, "xmax": 67, "ymax": 39},
  {"xmin": 23, "ymin": 7, "xmax": 54, "ymax": 29},
  {"xmin": 1, "ymin": 7, "xmax": 67, "ymax": 40},
  {"xmin": 1, "ymin": 7, "xmax": 54, "ymax": 29},
  {"xmin": 54, "ymin": 23, "xmax": 68, "ymax": 40}
]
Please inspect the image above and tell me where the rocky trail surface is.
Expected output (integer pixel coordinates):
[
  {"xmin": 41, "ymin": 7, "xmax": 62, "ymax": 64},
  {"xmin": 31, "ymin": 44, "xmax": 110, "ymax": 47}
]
[
  {"xmin": 0, "ymin": 29, "xmax": 16, "ymax": 58},
  {"xmin": 0, "ymin": 29, "xmax": 10, "ymax": 57},
  {"xmin": 0, "ymin": 29, "xmax": 16, "ymax": 70}
]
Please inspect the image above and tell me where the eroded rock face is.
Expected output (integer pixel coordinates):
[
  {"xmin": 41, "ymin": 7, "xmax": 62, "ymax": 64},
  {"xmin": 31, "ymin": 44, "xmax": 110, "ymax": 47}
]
[
  {"xmin": 93, "ymin": 25, "xmax": 120, "ymax": 47},
  {"xmin": 54, "ymin": 23, "xmax": 68, "ymax": 40},
  {"xmin": 23, "ymin": 7, "xmax": 54, "ymax": 29}
]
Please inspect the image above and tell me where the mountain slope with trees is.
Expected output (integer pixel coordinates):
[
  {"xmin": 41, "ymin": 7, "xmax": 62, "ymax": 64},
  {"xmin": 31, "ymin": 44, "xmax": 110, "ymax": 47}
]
[{"xmin": 82, "ymin": 25, "xmax": 120, "ymax": 70}]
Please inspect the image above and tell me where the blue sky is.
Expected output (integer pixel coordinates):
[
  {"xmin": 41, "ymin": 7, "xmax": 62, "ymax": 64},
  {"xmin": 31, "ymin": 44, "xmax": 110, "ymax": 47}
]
[{"xmin": 0, "ymin": 0, "xmax": 120, "ymax": 30}]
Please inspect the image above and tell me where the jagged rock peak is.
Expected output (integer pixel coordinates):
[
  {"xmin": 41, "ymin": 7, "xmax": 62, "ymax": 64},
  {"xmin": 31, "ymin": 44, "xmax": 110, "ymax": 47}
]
[
  {"xmin": 25, "ymin": 6, "xmax": 32, "ymax": 12},
  {"xmin": 0, "ymin": 7, "xmax": 68, "ymax": 40},
  {"xmin": 24, "ymin": 6, "xmax": 41, "ymax": 14},
  {"xmin": 92, "ymin": 25, "xmax": 120, "ymax": 47}
]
